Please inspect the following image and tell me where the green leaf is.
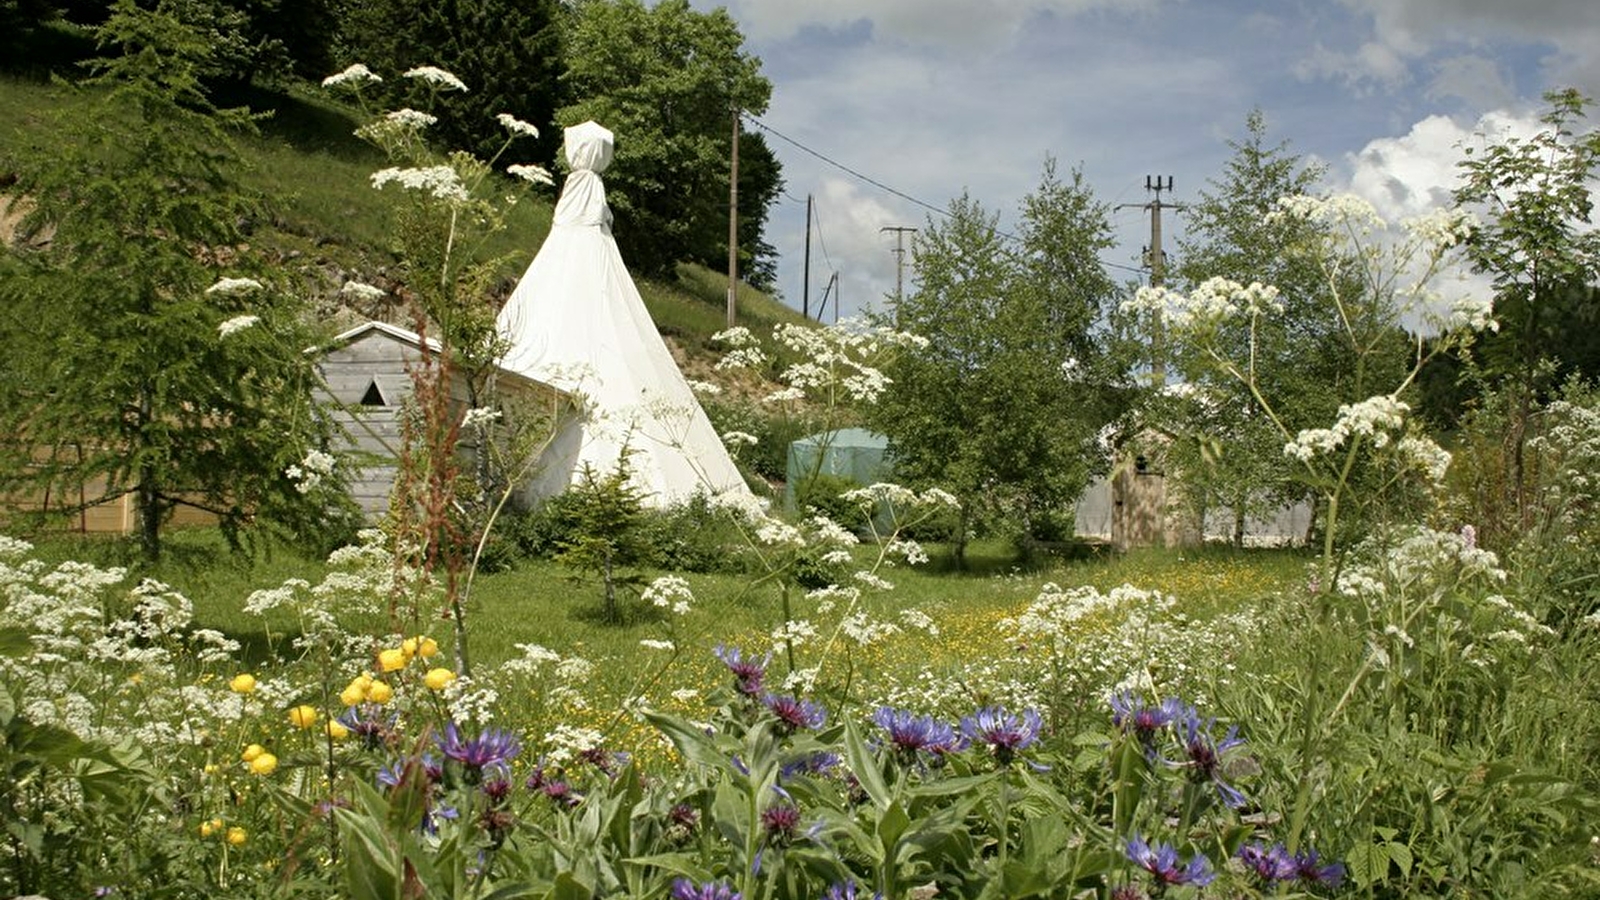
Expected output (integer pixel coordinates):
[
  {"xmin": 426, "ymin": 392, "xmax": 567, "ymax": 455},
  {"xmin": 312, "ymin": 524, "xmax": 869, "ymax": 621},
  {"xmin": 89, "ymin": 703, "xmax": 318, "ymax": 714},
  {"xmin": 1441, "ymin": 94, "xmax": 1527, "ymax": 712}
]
[
  {"xmin": 480, "ymin": 883, "xmax": 543, "ymax": 900},
  {"xmin": 906, "ymin": 772, "xmax": 997, "ymax": 798},
  {"xmin": 645, "ymin": 710, "xmax": 736, "ymax": 774},
  {"xmin": 1386, "ymin": 841, "xmax": 1413, "ymax": 879},
  {"xmin": 548, "ymin": 871, "xmax": 593, "ymax": 900},
  {"xmin": 622, "ymin": 853, "xmax": 715, "ymax": 883},
  {"xmin": 334, "ymin": 803, "xmax": 403, "ymax": 900},
  {"xmin": 877, "ymin": 800, "xmax": 911, "ymax": 855},
  {"xmin": 11, "ymin": 719, "xmax": 89, "ymax": 766},
  {"xmin": 1345, "ymin": 840, "xmax": 1382, "ymax": 887},
  {"xmin": 842, "ymin": 718, "xmax": 892, "ymax": 809},
  {"xmin": 0, "ymin": 628, "xmax": 34, "ymax": 659}
]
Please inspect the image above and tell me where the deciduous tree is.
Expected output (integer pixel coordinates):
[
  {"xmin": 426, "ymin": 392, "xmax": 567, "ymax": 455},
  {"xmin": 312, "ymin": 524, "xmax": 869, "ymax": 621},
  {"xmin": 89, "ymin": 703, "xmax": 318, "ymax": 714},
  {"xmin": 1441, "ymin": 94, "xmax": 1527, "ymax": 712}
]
[
  {"xmin": 1453, "ymin": 88, "xmax": 1600, "ymax": 523},
  {"xmin": 870, "ymin": 161, "xmax": 1127, "ymax": 564},
  {"xmin": 557, "ymin": 0, "xmax": 781, "ymax": 281}
]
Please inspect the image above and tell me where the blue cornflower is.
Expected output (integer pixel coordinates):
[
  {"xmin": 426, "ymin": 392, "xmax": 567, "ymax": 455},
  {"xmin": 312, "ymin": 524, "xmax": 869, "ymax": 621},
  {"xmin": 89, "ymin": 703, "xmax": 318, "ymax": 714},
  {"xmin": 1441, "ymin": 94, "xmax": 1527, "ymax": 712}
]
[
  {"xmin": 1237, "ymin": 841, "xmax": 1298, "ymax": 883},
  {"xmin": 375, "ymin": 754, "xmax": 453, "ymax": 834},
  {"xmin": 376, "ymin": 753, "xmax": 442, "ymax": 788},
  {"xmin": 339, "ymin": 704, "xmax": 398, "ymax": 750},
  {"xmin": 670, "ymin": 877, "xmax": 742, "ymax": 900},
  {"xmin": 780, "ymin": 750, "xmax": 842, "ymax": 781},
  {"xmin": 1171, "ymin": 709, "xmax": 1248, "ymax": 808},
  {"xmin": 437, "ymin": 722, "xmax": 521, "ymax": 780},
  {"xmin": 959, "ymin": 706, "xmax": 1043, "ymax": 765},
  {"xmin": 1124, "ymin": 833, "xmax": 1215, "ymax": 887},
  {"xmin": 763, "ymin": 693, "xmax": 828, "ymax": 733},
  {"xmin": 873, "ymin": 707, "xmax": 965, "ymax": 763},
  {"xmin": 1294, "ymin": 848, "xmax": 1347, "ymax": 889},
  {"xmin": 714, "ymin": 644, "xmax": 770, "ymax": 695},
  {"xmin": 821, "ymin": 879, "xmax": 881, "ymax": 900},
  {"xmin": 1108, "ymin": 693, "xmax": 1184, "ymax": 746}
]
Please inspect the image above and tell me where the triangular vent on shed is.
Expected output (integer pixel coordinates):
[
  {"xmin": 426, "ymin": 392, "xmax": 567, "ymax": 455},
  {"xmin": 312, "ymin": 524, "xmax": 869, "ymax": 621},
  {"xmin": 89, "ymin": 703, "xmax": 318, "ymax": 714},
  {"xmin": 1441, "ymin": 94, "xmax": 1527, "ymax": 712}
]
[{"xmin": 359, "ymin": 380, "xmax": 387, "ymax": 406}]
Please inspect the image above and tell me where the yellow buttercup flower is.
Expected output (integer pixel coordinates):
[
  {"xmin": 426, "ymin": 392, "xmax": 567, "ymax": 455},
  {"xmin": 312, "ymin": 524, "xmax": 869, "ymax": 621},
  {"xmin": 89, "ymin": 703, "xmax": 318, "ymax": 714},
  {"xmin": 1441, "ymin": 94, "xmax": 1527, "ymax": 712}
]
[
  {"xmin": 424, "ymin": 668, "xmax": 456, "ymax": 691},
  {"xmin": 288, "ymin": 705, "xmax": 319, "ymax": 729},
  {"xmin": 199, "ymin": 817, "xmax": 223, "ymax": 838},
  {"xmin": 229, "ymin": 673, "xmax": 257, "ymax": 694},
  {"xmin": 366, "ymin": 681, "xmax": 394, "ymax": 704},
  {"xmin": 226, "ymin": 826, "xmax": 247, "ymax": 846},
  {"xmin": 249, "ymin": 752, "xmax": 278, "ymax": 776},
  {"xmin": 326, "ymin": 720, "xmax": 350, "ymax": 741},
  {"xmin": 241, "ymin": 743, "xmax": 265, "ymax": 762},
  {"xmin": 401, "ymin": 636, "xmax": 420, "ymax": 658},
  {"xmin": 339, "ymin": 683, "xmax": 366, "ymax": 707},
  {"xmin": 378, "ymin": 648, "xmax": 407, "ymax": 672},
  {"xmin": 418, "ymin": 637, "xmax": 440, "ymax": 658}
]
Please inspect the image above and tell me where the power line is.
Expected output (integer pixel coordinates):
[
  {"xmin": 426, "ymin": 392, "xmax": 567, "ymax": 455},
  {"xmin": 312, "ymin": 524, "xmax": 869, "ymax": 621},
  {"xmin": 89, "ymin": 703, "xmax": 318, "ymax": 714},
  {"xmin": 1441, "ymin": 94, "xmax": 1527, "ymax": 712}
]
[
  {"xmin": 810, "ymin": 197, "xmax": 835, "ymax": 272},
  {"xmin": 743, "ymin": 113, "xmax": 1148, "ymax": 278}
]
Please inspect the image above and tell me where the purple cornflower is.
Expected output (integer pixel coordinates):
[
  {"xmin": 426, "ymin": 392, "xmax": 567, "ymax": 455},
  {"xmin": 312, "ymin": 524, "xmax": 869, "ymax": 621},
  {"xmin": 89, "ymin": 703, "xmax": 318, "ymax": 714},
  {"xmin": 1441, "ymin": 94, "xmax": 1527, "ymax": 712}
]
[
  {"xmin": 1108, "ymin": 693, "xmax": 1184, "ymax": 747},
  {"xmin": 1108, "ymin": 885, "xmax": 1148, "ymax": 900},
  {"xmin": 526, "ymin": 764, "xmax": 581, "ymax": 808},
  {"xmin": 1124, "ymin": 833, "xmax": 1215, "ymax": 888},
  {"xmin": 763, "ymin": 693, "xmax": 828, "ymax": 733},
  {"xmin": 339, "ymin": 704, "xmax": 398, "ymax": 750},
  {"xmin": 670, "ymin": 877, "xmax": 742, "ymax": 900},
  {"xmin": 873, "ymin": 707, "xmax": 965, "ymax": 763},
  {"xmin": 959, "ymin": 706, "xmax": 1043, "ymax": 765},
  {"xmin": 1294, "ymin": 848, "xmax": 1347, "ymax": 889},
  {"xmin": 761, "ymin": 801, "xmax": 801, "ymax": 844},
  {"xmin": 376, "ymin": 754, "xmax": 442, "ymax": 788},
  {"xmin": 579, "ymin": 745, "xmax": 632, "ymax": 777},
  {"xmin": 437, "ymin": 723, "xmax": 522, "ymax": 780},
  {"xmin": 1172, "ymin": 709, "xmax": 1248, "ymax": 808},
  {"xmin": 780, "ymin": 750, "xmax": 842, "ymax": 781},
  {"xmin": 821, "ymin": 879, "xmax": 879, "ymax": 900},
  {"xmin": 1237, "ymin": 841, "xmax": 1297, "ymax": 883},
  {"xmin": 481, "ymin": 777, "xmax": 514, "ymax": 806},
  {"xmin": 665, "ymin": 802, "xmax": 699, "ymax": 844},
  {"xmin": 714, "ymin": 644, "xmax": 770, "ymax": 695}
]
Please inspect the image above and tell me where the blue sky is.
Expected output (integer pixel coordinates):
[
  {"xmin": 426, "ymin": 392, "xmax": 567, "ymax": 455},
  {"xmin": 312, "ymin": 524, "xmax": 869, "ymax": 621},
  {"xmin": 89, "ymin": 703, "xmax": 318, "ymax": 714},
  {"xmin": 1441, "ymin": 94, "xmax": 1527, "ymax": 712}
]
[{"xmin": 690, "ymin": 0, "xmax": 1600, "ymax": 319}]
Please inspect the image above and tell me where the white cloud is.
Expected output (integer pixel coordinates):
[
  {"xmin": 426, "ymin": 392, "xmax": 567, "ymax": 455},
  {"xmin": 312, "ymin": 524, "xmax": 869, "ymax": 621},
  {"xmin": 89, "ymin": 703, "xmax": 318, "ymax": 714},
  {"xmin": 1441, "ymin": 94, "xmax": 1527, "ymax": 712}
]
[
  {"xmin": 1333, "ymin": 107, "xmax": 1559, "ymax": 329},
  {"xmin": 795, "ymin": 178, "xmax": 913, "ymax": 318},
  {"xmin": 1341, "ymin": 108, "xmax": 1546, "ymax": 223}
]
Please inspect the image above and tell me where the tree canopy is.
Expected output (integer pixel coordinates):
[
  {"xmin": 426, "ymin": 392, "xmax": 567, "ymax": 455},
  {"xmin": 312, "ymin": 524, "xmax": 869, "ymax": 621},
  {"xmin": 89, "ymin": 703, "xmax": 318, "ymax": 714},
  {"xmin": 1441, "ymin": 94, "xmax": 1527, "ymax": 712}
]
[
  {"xmin": 0, "ymin": 1, "xmax": 354, "ymax": 559},
  {"xmin": 557, "ymin": 0, "xmax": 781, "ymax": 281},
  {"xmin": 869, "ymin": 161, "xmax": 1128, "ymax": 562}
]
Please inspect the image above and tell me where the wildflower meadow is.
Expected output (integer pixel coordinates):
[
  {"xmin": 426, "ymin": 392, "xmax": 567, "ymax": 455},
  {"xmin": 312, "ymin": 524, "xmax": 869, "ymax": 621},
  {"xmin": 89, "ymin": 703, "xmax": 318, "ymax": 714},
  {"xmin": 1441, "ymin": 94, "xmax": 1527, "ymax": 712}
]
[{"xmin": 3, "ymin": 14, "xmax": 1600, "ymax": 900}]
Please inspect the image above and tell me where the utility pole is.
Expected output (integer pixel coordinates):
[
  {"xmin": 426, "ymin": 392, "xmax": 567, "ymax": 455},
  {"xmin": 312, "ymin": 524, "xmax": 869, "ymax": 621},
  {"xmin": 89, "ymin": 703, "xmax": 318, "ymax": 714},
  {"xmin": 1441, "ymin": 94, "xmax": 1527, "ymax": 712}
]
[
  {"xmin": 1117, "ymin": 176, "xmax": 1184, "ymax": 382},
  {"xmin": 802, "ymin": 194, "xmax": 813, "ymax": 320},
  {"xmin": 726, "ymin": 108, "xmax": 740, "ymax": 328},
  {"xmin": 880, "ymin": 225, "xmax": 916, "ymax": 321},
  {"xmin": 818, "ymin": 271, "xmax": 839, "ymax": 324}
]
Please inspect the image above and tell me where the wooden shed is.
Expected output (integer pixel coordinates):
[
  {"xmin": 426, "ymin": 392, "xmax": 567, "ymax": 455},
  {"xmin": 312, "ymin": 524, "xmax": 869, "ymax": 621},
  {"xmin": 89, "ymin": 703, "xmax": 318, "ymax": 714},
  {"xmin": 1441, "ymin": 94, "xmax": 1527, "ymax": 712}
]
[{"xmin": 317, "ymin": 321, "xmax": 570, "ymax": 518}]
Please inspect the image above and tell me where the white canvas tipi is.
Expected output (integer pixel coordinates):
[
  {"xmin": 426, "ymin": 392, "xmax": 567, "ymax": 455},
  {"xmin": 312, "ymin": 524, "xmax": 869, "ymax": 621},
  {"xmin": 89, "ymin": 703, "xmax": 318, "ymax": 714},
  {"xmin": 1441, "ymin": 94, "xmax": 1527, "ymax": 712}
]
[{"xmin": 496, "ymin": 121, "xmax": 751, "ymax": 506}]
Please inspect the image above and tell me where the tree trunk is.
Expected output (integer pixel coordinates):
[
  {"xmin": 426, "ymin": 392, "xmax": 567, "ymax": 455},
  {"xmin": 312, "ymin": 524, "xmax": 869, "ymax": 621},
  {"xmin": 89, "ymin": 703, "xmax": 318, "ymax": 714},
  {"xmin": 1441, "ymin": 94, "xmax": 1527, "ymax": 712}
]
[
  {"xmin": 953, "ymin": 505, "xmax": 970, "ymax": 571},
  {"xmin": 603, "ymin": 546, "xmax": 616, "ymax": 622}
]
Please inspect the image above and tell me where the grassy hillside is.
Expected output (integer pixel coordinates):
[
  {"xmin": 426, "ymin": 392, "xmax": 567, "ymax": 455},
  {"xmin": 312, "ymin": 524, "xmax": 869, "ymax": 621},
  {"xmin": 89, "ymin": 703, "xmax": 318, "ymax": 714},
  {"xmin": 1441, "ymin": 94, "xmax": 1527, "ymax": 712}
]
[{"xmin": 0, "ymin": 73, "xmax": 807, "ymax": 357}]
